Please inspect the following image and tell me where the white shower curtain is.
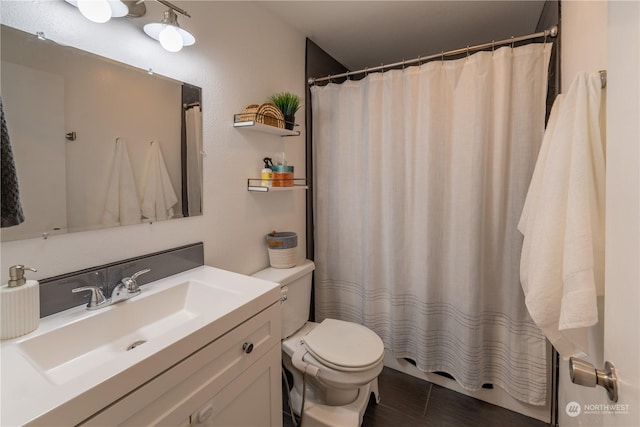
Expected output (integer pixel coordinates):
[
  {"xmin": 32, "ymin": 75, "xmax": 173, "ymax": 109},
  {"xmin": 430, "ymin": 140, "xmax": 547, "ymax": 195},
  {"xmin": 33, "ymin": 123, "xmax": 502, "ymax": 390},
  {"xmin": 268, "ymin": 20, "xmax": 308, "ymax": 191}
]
[
  {"xmin": 311, "ymin": 43, "xmax": 552, "ymax": 405},
  {"xmin": 185, "ymin": 105, "xmax": 203, "ymax": 216}
]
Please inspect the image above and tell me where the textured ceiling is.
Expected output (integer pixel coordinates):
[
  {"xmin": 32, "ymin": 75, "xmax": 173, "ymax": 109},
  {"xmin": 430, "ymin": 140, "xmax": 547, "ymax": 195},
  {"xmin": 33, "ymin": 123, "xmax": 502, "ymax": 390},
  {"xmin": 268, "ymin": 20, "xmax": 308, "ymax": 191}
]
[{"xmin": 260, "ymin": 1, "xmax": 547, "ymax": 71}]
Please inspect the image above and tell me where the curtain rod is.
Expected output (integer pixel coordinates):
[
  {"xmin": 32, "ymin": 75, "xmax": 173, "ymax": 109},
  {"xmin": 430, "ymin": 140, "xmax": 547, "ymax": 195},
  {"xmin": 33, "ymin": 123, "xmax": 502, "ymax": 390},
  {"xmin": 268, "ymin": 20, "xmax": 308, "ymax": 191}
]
[{"xmin": 308, "ymin": 26, "xmax": 558, "ymax": 85}]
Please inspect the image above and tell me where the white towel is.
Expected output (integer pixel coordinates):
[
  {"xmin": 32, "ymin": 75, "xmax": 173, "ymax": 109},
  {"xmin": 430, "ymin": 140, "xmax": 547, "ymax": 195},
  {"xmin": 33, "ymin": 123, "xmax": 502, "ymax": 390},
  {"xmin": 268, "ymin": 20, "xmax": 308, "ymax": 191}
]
[
  {"xmin": 141, "ymin": 140, "xmax": 178, "ymax": 221},
  {"xmin": 518, "ymin": 72, "xmax": 605, "ymax": 358},
  {"xmin": 102, "ymin": 138, "xmax": 141, "ymax": 226}
]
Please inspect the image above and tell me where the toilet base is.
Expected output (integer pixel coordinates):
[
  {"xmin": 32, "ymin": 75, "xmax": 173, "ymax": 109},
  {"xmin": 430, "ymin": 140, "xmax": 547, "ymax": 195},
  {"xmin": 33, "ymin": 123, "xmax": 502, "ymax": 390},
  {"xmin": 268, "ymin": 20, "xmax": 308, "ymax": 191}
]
[{"xmin": 287, "ymin": 376, "xmax": 380, "ymax": 427}]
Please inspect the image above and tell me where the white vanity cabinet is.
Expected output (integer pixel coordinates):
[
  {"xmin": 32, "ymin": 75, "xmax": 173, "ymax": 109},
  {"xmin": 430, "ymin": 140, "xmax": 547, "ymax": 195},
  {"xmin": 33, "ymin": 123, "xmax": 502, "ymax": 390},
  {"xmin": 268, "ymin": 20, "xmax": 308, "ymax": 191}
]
[{"xmin": 81, "ymin": 302, "xmax": 282, "ymax": 427}]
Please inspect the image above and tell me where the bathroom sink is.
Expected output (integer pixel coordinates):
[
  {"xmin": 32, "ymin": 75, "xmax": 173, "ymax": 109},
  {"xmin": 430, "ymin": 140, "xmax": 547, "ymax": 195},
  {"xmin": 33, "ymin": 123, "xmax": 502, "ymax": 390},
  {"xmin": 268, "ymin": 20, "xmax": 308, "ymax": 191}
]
[
  {"xmin": 17, "ymin": 279, "xmax": 244, "ymax": 385},
  {"xmin": 1, "ymin": 265, "xmax": 281, "ymax": 427}
]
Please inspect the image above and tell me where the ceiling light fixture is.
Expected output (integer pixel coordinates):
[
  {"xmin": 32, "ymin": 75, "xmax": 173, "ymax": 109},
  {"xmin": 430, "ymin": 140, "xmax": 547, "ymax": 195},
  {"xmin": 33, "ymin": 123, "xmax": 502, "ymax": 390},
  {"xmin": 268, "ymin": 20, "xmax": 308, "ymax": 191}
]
[
  {"xmin": 143, "ymin": 3, "xmax": 195, "ymax": 53},
  {"xmin": 65, "ymin": 0, "xmax": 129, "ymax": 23},
  {"xmin": 64, "ymin": 0, "xmax": 194, "ymax": 52}
]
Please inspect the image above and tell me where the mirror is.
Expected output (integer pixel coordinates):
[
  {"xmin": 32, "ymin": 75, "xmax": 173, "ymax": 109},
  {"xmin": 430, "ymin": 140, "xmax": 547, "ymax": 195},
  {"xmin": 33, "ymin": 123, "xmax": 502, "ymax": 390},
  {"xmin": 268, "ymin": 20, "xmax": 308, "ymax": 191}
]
[{"xmin": 0, "ymin": 24, "xmax": 203, "ymax": 242}]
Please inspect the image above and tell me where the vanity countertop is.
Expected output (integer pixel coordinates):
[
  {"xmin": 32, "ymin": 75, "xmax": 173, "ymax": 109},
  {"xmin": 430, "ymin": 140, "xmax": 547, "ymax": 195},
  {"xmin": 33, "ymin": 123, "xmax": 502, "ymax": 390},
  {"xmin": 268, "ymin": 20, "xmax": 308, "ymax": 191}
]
[{"xmin": 0, "ymin": 266, "xmax": 280, "ymax": 426}]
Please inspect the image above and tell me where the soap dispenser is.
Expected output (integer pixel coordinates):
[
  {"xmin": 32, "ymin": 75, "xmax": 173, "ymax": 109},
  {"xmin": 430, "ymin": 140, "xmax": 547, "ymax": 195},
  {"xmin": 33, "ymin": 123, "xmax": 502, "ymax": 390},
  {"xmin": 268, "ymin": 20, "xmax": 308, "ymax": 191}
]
[
  {"xmin": 1, "ymin": 265, "xmax": 39, "ymax": 340},
  {"xmin": 261, "ymin": 157, "xmax": 273, "ymax": 187}
]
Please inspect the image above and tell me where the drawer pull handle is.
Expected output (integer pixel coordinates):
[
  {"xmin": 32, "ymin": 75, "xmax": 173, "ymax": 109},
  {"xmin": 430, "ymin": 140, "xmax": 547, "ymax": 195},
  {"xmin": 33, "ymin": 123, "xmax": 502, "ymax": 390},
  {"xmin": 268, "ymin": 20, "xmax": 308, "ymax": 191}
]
[
  {"xmin": 197, "ymin": 404, "xmax": 213, "ymax": 423},
  {"xmin": 243, "ymin": 342, "xmax": 254, "ymax": 354}
]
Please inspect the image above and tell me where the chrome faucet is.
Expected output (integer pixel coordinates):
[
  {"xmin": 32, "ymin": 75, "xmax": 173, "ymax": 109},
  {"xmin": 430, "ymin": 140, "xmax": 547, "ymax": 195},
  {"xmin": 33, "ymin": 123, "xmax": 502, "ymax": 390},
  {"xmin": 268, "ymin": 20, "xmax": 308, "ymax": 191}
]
[
  {"xmin": 72, "ymin": 268, "xmax": 150, "ymax": 310},
  {"xmin": 111, "ymin": 269, "xmax": 150, "ymax": 304},
  {"xmin": 72, "ymin": 285, "xmax": 109, "ymax": 310}
]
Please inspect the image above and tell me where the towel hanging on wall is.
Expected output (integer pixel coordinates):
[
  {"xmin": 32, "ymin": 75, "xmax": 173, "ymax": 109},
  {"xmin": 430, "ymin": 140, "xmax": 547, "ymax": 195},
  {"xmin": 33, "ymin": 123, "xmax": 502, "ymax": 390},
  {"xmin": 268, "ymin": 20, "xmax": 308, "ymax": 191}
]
[
  {"xmin": 102, "ymin": 138, "xmax": 142, "ymax": 226},
  {"xmin": 518, "ymin": 72, "xmax": 605, "ymax": 358},
  {"xmin": 0, "ymin": 96, "xmax": 25, "ymax": 228},
  {"xmin": 141, "ymin": 140, "xmax": 178, "ymax": 221}
]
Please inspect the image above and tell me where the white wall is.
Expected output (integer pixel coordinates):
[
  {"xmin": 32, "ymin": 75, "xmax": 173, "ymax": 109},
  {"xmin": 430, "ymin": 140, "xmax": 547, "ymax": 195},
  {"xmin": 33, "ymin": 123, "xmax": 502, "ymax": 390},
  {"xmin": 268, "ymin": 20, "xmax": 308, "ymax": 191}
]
[
  {"xmin": 0, "ymin": 1, "xmax": 307, "ymax": 282},
  {"xmin": 560, "ymin": 1, "xmax": 607, "ymax": 92}
]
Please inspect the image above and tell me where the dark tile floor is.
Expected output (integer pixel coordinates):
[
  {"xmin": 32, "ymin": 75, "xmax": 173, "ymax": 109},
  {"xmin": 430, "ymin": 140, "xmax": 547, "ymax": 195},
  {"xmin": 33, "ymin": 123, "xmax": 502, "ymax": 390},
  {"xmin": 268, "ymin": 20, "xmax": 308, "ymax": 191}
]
[{"xmin": 283, "ymin": 367, "xmax": 549, "ymax": 427}]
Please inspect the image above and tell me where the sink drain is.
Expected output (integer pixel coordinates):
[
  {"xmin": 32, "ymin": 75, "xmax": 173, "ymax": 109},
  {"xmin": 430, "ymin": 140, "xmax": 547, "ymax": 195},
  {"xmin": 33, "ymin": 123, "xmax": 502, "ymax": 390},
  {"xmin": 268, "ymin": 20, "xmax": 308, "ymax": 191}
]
[{"xmin": 127, "ymin": 340, "xmax": 146, "ymax": 351}]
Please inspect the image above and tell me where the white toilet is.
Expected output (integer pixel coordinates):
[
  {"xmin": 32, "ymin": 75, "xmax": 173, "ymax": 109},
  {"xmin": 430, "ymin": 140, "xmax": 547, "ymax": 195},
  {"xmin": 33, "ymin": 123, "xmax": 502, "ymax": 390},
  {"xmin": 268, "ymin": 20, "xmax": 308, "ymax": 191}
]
[{"xmin": 252, "ymin": 260, "xmax": 384, "ymax": 427}]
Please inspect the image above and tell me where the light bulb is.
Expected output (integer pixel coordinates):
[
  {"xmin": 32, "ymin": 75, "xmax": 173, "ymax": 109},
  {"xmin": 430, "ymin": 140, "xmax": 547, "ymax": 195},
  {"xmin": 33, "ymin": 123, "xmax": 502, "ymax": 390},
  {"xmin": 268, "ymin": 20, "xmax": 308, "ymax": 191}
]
[
  {"xmin": 77, "ymin": 0, "xmax": 112, "ymax": 23},
  {"xmin": 158, "ymin": 25, "xmax": 184, "ymax": 52}
]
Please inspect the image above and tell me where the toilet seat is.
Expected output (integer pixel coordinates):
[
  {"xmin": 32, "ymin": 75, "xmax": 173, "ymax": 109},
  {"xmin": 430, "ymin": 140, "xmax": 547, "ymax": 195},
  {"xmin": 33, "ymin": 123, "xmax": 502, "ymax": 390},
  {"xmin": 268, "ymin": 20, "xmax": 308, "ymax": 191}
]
[
  {"xmin": 285, "ymin": 319, "xmax": 384, "ymax": 413},
  {"xmin": 301, "ymin": 319, "xmax": 384, "ymax": 372}
]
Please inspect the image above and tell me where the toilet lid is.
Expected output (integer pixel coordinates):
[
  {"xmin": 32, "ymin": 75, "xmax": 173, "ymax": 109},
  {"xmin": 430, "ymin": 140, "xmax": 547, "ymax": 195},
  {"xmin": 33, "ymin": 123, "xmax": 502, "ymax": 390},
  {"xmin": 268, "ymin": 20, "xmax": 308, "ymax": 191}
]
[{"xmin": 302, "ymin": 319, "xmax": 384, "ymax": 371}]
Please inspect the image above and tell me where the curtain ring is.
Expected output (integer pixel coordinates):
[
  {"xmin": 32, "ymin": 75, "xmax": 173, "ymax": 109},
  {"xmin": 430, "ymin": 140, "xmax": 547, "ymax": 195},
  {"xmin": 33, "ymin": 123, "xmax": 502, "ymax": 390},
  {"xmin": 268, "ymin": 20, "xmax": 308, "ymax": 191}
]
[
  {"xmin": 417, "ymin": 55, "xmax": 421, "ymax": 66},
  {"xmin": 466, "ymin": 46, "xmax": 470, "ymax": 58},
  {"xmin": 402, "ymin": 59, "xmax": 405, "ymax": 70},
  {"xmin": 441, "ymin": 51, "xmax": 444, "ymax": 64},
  {"xmin": 381, "ymin": 63, "xmax": 384, "ymax": 73},
  {"xmin": 365, "ymin": 67, "xmax": 368, "ymax": 77},
  {"xmin": 328, "ymin": 74, "xmax": 333, "ymax": 84},
  {"xmin": 492, "ymin": 40, "xmax": 495, "ymax": 54},
  {"xmin": 543, "ymin": 31, "xmax": 548, "ymax": 45},
  {"xmin": 511, "ymin": 36, "xmax": 515, "ymax": 49}
]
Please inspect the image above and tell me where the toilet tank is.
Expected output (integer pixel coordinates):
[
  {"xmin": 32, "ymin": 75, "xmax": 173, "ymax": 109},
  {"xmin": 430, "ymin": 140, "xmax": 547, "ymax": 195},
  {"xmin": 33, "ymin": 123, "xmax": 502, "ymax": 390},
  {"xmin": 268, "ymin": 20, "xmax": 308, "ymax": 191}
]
[{"xmin": 252, "ymin": 260, "xmax": 315, "ymax": 339}]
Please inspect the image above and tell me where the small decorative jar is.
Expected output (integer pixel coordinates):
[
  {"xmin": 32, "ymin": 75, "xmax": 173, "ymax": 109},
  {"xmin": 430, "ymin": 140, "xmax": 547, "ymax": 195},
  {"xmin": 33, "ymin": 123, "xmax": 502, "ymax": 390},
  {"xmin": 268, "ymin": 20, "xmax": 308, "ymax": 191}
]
[{"xmin": 271, "ymin": 165, "xmax": 294, "ymax": 187}]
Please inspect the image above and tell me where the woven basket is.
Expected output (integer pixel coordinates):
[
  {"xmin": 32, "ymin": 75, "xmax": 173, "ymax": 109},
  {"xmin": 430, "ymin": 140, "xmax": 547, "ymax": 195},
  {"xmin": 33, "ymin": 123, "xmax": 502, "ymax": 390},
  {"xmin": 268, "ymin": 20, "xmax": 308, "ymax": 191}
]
[
  {"xmin": 238, "ymin": 103, "xmax": 285, "ymax": 128},
  {"xmin": 265, "ymin": 231, "xmax": 297, "ymax": 268},
  {"xmin": 238, "ymin": 104, "xmax": 259, "ymax": 122},
  {"xmin": 267, "ymin": 247, "xmax": 297, "ymax": 269}
]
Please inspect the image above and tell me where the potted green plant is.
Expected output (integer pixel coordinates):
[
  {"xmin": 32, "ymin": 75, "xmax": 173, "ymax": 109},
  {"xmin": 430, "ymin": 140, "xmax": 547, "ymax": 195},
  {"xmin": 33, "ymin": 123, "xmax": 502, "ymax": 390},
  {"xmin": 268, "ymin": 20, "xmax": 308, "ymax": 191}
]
[{"xmin": 269, "ymin": 92, "xmax": 301, "ymax": 130}]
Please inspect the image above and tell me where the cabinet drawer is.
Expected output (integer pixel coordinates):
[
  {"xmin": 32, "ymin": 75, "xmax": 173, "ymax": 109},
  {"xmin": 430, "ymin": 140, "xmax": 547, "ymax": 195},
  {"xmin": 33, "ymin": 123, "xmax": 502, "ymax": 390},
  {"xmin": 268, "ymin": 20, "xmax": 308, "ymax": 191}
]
[
  {"xmin": 187, "ymin": 344, "xmax": 282, "ymax": 427},
  {"xmin": 82, "ymin": 302, "xmax": 281, "ymax": 426}
]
